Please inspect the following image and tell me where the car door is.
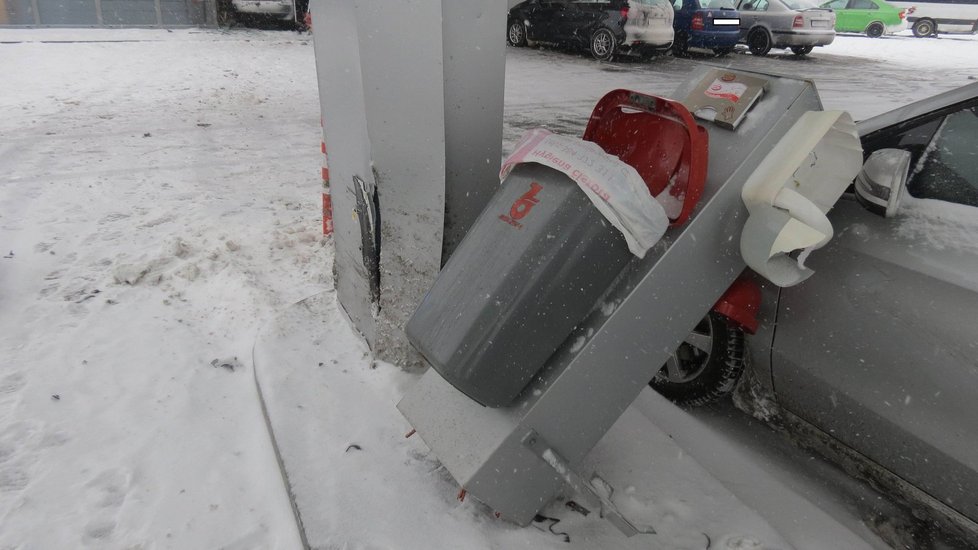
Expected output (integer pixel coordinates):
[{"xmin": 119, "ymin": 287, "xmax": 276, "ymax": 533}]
[
  {"xmin": 736, "ymin": 0, "xmax": 771, "ymax": 38},
  {"xmin": 674, "ymin": 0, "xmax": 694, "ymax": 32},
  {"xmin": 845, "ymin": 0, "xmax": 879, "ymax": 31},
  {"xmin": 524, "ymin": 0, "xmax": 568, "ymax": 41},
  {"xmin": 822, "ymin": 0, "xmax": 851, "ymax": 30},
  {"xmin": 770, "ymin": 102, "xmax": 978, "ymax": 524},
  {"xmin": 560, "ymin": 0, "xmax": 608, "ymax": 42}
]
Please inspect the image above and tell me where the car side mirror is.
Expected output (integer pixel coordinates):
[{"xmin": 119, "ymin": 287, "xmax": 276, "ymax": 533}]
[{"xmin": 854, "ymin": 148, "xmax": 911, "ymax": 218}]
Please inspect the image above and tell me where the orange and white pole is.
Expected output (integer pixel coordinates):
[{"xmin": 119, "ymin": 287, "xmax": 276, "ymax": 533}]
[{"xmin": 321, "ymin": 119, "xmax": 333, "ymax": 236}]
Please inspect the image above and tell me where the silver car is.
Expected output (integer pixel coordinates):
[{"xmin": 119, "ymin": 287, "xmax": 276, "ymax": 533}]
[
  {"xmin": 652, "ymin": 83, "xmax": 978, "ymax": 545},
  {"xmin": 735, "ymin": 0, "xmax": 836, "ymax": 55},
  {"xmin": 230, "ymin": 0, "xmax": 296, "ymax": 22}
]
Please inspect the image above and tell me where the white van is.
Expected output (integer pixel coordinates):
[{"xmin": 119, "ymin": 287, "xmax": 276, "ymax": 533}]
[{"xmin": 887, "ymin": 0, "xmax": 978, "ymax": 36}]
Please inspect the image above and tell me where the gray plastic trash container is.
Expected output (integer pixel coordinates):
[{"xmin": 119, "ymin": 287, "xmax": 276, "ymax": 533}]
[{"xmin": 405, "ymin": 163, "xmax": 634, "ymax": 407}]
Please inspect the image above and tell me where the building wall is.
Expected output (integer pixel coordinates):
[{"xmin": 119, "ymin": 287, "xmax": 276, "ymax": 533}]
[{"xmin": 1, "ymin": 0, "xmax": 216, "ymax": 26}]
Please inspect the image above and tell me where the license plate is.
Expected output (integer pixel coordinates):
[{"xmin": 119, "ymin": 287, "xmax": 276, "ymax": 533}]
[
  {"xmin": 810, "ymin": 19, "xmax": 830, "ymax": 27},
  {"xmin": 713, "ymin": 18, "xmax": 740, "ymax": 25}
]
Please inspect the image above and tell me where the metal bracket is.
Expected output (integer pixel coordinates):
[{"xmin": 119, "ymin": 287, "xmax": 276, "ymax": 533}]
[{"xmin": 521, "ymin": 430, "xmax": 655, "ymax": 537}]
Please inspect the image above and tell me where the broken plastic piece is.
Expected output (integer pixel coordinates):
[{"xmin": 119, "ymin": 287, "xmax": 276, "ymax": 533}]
[
  {"xmin": 521, "ymin": 430, "xmax": 655, "ymax": 537},
  {"xmin": 566, "ymin": 501, "xmax": 591, "ymax": 517},
  {"xmin": 740, "ymin": 110, "xmax": 862, "ymax": 287},
  {"xmin": 583, "ymin": 89, "xmax": 709, "ymax": 227}
]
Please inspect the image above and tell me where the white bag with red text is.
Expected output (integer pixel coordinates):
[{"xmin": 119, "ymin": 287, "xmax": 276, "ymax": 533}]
[{"xmin": 500, "ymin": 128, "xmax": 668, "ymax": 258}]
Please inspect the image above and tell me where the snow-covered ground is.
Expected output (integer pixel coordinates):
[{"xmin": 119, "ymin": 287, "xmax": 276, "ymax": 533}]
[
  {"xmin": 1, "ymin": 26, "xmax": 976, "ymax": 549},
  {"xmin": 1, "ymin": 29, "xmax": 318, "ymax": 549}
]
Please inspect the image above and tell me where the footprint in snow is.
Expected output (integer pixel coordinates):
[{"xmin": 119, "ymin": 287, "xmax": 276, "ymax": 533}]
[
  {"xmin": 85, "ymin": 468, "xmax": 133, "ymax": 509},
  {"xmin": 0, "ymin": 372, "xmax": 27, "ymax": 395},
  {"xmin": 0, "ymin": 373, "xmax": 28, "ymax": 416},
  {"xmin": 81, "ymin": 467, "xmax": 133, "ymax": 546},
  {"xmin": 0, "ymin": 467, "xmax": 30, "ymax": 491},
  {"xmin": 83, "ymin": 518, "xmax": 117, "ymax": 543},
  {"xmin": 98, "ymin": 212, "xmax": 130, "ymax": 224}
]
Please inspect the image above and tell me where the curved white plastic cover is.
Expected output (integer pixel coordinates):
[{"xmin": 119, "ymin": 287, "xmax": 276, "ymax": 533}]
[
  {"xmin": 500, "ymin": 129, "xmax": 669, "ymax": 258},
  {"xmin": 740, "ymin": 110, "xmax": 863, "ymax": 287}
]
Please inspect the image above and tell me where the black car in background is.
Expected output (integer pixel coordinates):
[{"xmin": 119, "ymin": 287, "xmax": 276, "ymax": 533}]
[{"xmin": 507, "ymin": 0, "xmax": 676, "ymax": 60}]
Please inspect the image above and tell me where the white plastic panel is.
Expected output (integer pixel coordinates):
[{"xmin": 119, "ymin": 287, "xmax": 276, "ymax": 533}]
[{"xmin": 740, "ymin": 110, "xmax": 863, "ymax": 287}]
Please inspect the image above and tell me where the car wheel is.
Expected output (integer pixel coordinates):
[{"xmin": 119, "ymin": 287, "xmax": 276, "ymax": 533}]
[
  {"xmin": 713, "ymin": 46, "xmax": 735, "ymax": 56},
  {"xmin": 747, "ymin": 28, "xmax": 772, "ymax": 56},
  {"xmin": 866, "ymin": 21, "xmax": 885, "ymax": 37},
  {"xmin": 507, "ymin": 20, "xmax": 528, "ymax": 47},
  {"xmin": 649, "ymin": 311, "xmax": 747, "ymax": 407},
  {"xmin": 590, "ymin": 28, "xmax": 617, "ymax": 61},
  {"xmin": 790, "ymin": 45, "xmax": 814, "ymax": 55},
  {"xmin": 912, "ymin": 18, "xmax": 935, "ymax": 37},
  {"xmin": 672, "ymin": 32, "xmax": 690, "ymax": 57}
]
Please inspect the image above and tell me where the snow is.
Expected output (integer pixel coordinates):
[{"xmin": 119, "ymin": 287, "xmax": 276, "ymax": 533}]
[
  {"xmin": 1, "ymin": 28, "xmax": 319, "ymax": 549},
  {"xmin": 1, "ymin": 25, "xmax": 976, "ymax": 549},
  {"xmin": 896, "ymin": 195, "xmax": 978, "ymax": 255}
]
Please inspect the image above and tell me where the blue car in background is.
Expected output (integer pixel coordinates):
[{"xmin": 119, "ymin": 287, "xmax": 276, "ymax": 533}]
[{"xmin": 671, "ymin": 0, "xmax": 741, "ymax": 56}]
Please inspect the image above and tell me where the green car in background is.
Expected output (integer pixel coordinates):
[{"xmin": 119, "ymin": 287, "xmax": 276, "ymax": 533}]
[{"xmin": 820, "ymin": 0, "xmax": 908, "ymax": 36}]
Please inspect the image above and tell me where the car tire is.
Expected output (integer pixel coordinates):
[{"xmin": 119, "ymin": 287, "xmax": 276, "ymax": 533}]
[
  {"xmin": 866, "ymin": 21, "xmax": 885, "ymax": 38},
  {"xmin": 649, "ymin": 311, "xmax": 747, "ymax": 407},
  {"xmin": 507, "ymin": 20, "xmax": 528, "ymax": 47},
  {"xmin": 790, "ymin": 45, "xmax": 814, "ymax": 55},
  {"xmin": 912, "ymin": 18, "xmax": 935, "ymax": 38},
  {"xmin": 672, "ymin": 32, "xmax": 690, "ymax": 57},
  {"xmin": 590, "ymin": 28, "xmax": 617, "ymax": 61},
  {"xmin": 713, "ymin": 46, "xmax": 735, "ymax": 56},
  {"xmin": 747, "ymin": 28, "xmax": 772, "ymax": 56}
]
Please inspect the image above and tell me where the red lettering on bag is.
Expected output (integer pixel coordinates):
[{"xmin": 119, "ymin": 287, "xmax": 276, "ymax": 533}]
[{"xmin": 510, "ymin": 182, "xmax": 543, "ymax": 221}]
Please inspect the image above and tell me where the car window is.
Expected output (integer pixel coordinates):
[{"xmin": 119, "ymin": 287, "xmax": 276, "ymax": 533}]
[
  {"xmin": 848, "ymin": 0, "xmax": 878, "ymax": 8},
  {"xmin": 741, "ymin": 0, "xmax": 769, "ymax": 11},
  {"xmin": 782, "ymin": 0, "xmax": 821, "ymax": 9},
  {"xmin": 823, "ymin": 0, "xmax": 847, "ymax": 9},
  {"xmin": 861, "ymin": 116, "xmax": 942, "ymax": 193},
  {"xmin": 907, "ymin": 107, "xmax": 978, "ymax": 207},
  {"xmin": 702, "ymin": 0, "xmax": 737, "ymax": 8},
  {"xmin": 674, "ymin": 0, "xmax": 684, "ymax": 8}
]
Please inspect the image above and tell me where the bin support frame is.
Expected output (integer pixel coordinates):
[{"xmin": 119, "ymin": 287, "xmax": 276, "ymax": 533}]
[{"xmin": 398, "ymin": 67, "xmax": 825, "ymax": 527}]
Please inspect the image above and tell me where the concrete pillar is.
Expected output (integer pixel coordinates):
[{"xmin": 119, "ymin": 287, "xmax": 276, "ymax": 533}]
[
  {"xmin": 441, "ymin": 0, "xmax": 508, "ymax": 259},
  {"xmin": 309, "ymin": 0, "xmax": 506, "ymax": 365}
]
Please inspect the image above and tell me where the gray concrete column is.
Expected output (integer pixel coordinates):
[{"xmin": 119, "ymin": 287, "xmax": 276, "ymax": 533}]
[{"xmin": 310, "ymin": 0, "xmax": 506, "ymax": 366}]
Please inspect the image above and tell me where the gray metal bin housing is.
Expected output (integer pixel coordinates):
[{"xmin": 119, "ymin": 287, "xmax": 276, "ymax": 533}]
[{"xmin": 405, "ymin": 162, "xmax": 633, "ymax": 407}]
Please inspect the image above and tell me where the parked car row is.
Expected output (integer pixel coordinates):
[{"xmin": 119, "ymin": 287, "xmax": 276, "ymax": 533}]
[
  {"xmin": 505, "ymin": 0, "xmax": 837, "ymax": 59},
  {"xmin": 506, "ymin": 0, "xmax": 978, "ymax": 60}
]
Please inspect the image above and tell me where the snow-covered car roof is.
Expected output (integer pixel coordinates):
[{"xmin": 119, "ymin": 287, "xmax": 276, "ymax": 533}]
[{"xmin": 858, "ymin": 82, "xmax": 978, "ymax": 136}]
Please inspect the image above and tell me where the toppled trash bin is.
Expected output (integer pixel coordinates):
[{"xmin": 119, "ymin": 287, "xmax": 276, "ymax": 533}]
[
  {"xmin": 405, "ymin": 91, "xmax": 708, "ymax": 407},
  {"xmin": 399, "ymin": 68, "xmax": 867, "ymax": 532}
]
